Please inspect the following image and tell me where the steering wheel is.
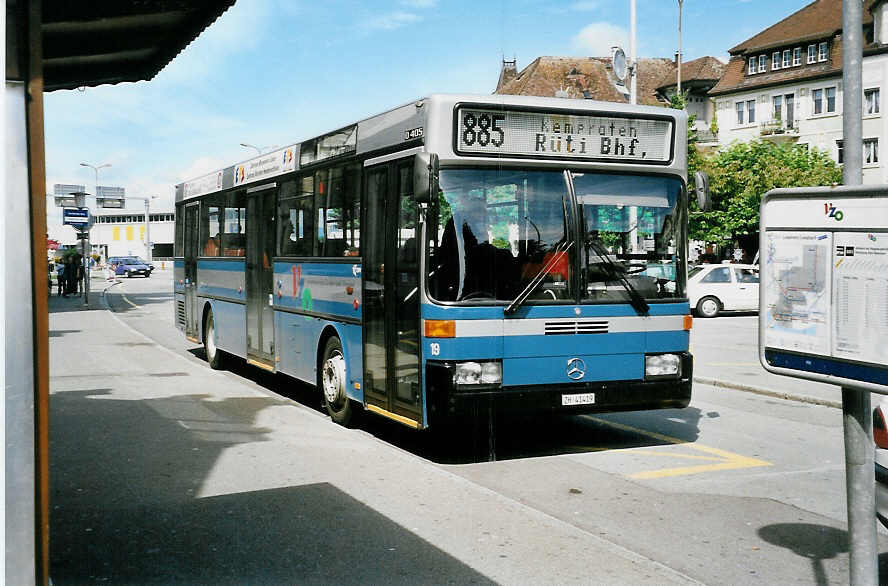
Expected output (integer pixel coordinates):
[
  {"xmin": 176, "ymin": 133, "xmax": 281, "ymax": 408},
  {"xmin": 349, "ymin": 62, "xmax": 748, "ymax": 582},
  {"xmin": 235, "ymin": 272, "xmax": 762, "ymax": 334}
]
[{"xmin": 461, "ymin": 290, "xmax": 496, "ymax": 300}]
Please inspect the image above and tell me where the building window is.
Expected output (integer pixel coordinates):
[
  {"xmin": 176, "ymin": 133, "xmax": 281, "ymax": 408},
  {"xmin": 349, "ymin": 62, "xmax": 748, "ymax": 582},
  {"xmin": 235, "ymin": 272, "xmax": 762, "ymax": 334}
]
[
  {"xmin": 793, "ymin": 47, "xmax": 801, "ymax": 66},
  {"xmin": 812, "ymin": 86, "xmax": 837, "ymax": 115},
  {"xmin": 783, "ymin": 49, "xmax": 791, "ymax": 68},
  {"xmin": 747, "ymin": 100, "xmax": 756, "ymax": 124},
  {"xmin": 748, "ymin": 58, "xmax": 756, "ymax": 75},
  {"xmin": 826, "ymin": 86, "xmax": 836, "ymax": 112},
  {"xmin": 865, "ymin": 138, "xmax": 879, "ymax": 165},
  {"xmin": 773, "ymin": 52, "xmax": 781, "ymax": 70},
  {"xmin": 758, "ymin": 55, "xmax": 767, "ymax": 73},
  {"xmin": 836, "ymin": 139, "xmax": 843, "ymax": 164},
  {"xmin": 819, "ymin": 42, "xmax": 828, "ymax": 62},
  {"xmin": 865, "ymin": 88, "xmax": 880, "ymax": 115},
  {"xmin": 736, "ymin": 101, "xmax": 745, "ymax": 125},
  {"xmin": 773, "ymin": 95, "xmax": 782, "ymax": 121},
  {"xmin": 808, "ymin": 44, "xmax": 817, "ymax": 64}
]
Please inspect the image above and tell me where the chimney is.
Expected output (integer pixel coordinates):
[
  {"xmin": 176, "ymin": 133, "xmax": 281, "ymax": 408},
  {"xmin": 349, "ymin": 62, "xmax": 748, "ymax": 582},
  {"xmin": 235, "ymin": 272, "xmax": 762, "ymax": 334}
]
[{"xmin": 496, "ymin": 57, "xmax": 518, "ymax": 91}]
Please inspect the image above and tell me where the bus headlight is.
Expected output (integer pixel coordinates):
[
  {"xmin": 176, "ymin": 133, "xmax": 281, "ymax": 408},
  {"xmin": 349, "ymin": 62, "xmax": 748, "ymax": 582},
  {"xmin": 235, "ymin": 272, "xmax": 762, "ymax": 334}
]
[
  {"xmin": 453, "ymin": 361, "xmax": 502, "ymax": 385},
  {"xmin": 644, "ymin": 353, "xmax": 681, "ymax": 379}
]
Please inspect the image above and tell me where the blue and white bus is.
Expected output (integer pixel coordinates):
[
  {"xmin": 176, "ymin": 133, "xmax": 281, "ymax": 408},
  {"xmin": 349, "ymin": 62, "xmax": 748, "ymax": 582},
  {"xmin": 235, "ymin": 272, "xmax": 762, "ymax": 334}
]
[{"xmin": 174, "ymin": 94, "xmax": 695, "ymax": 429}]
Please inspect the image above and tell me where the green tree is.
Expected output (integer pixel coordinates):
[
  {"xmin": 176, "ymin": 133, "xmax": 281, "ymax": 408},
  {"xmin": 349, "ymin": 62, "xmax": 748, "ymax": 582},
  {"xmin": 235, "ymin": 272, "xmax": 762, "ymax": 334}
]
[{"xmin": 691, "ymin": 140, "xmax": 842, "ymax": 246}]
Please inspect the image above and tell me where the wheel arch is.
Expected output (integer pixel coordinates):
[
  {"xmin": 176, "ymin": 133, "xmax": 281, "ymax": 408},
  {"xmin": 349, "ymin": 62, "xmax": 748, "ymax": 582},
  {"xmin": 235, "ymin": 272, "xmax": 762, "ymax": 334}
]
[{"xmin": 199, "ymin": 298, "xmax": 216, "ymax": 344}]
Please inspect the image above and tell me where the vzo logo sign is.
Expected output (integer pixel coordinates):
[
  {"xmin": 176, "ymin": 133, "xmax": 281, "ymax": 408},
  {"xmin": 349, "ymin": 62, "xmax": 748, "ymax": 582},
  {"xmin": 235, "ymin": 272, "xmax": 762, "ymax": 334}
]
[{"xmin": 824, "ymin": 202, "xmax": 844, "ymax": 221}]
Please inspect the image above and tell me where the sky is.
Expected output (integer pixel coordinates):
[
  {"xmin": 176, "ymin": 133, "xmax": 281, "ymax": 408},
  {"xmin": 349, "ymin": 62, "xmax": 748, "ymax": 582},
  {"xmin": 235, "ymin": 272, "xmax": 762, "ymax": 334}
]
[{"xmin": 45, "ymin": 0, "xmax": 813, "ymax": 228}]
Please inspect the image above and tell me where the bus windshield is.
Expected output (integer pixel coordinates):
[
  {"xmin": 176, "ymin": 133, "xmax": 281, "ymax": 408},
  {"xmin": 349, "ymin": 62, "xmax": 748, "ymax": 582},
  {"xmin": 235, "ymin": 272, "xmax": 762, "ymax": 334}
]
[
  {"xmin": 426, "ymin": 169, "xmax": 684, "ymax": 305},
  {"xmin": 427, "ymin": 169, "xmax": 575, "ymax": 303},
  {"xmin": 575, "ymin": 172, "xmax": 684, "ymax": 303}
]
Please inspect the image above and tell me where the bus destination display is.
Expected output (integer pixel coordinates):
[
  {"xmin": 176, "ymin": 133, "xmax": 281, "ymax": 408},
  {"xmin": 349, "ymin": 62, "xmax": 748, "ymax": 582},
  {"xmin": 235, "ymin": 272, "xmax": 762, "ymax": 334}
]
[{"xmin": 456, "ymin": 108, "xmax": 673, "ymax": 162}]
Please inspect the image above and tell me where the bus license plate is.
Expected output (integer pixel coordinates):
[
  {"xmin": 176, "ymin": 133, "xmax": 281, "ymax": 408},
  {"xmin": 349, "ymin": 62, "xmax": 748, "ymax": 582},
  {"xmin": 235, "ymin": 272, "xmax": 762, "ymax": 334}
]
[{"xmin": 562, "ymin": 392, "xmax": 595, "ymax": 406}]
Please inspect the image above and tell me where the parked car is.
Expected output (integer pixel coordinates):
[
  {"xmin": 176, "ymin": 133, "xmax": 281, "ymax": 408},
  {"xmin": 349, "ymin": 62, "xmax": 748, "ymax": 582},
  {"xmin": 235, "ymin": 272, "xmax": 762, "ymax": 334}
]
[
  {"xmin": 108, "ymin": 256, "xmax": 151, "ymax": 278},
  {"xmin": 686, "ymin": 263, "xmax": 759, "ymax": 318},
  {"xmin": 873, "ymin": 399, "xmax": 888, "ymax": 529},
  {"xmin": 126, "ymin": 256, "xmax": 155, "ymax": 273}
]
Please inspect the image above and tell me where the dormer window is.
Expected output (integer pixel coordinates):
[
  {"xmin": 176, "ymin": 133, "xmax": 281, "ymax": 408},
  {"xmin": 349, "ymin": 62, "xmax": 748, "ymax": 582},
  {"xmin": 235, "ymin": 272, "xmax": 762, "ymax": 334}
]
[
  {"xmin": 758, "ymin": 55, "xmax": 767, "ymax": 73},
  {"xmin": 793, "ymin": 47, "xmax": 801, "ymax": 66},
  {"xmin": 808, "ymin": 45, "xmax": 817, "ymax": 64},
  {"xmin": 772, "ymin": 52, "xmax": 781, "ymax": 69},
  {"xmin": 782, "ymin": 49, "xmax": 791, "ymax": 68},
  {"xmin": 819, "ymin": 42, "xmax": 829, "ymax": 62},
  {"xmin": 748, "ymin": 58, "xmax": 756, "ymax": 75}
]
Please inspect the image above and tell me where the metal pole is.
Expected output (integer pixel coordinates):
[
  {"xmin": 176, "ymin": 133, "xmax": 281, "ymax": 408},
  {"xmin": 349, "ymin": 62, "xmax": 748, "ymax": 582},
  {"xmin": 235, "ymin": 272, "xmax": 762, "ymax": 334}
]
[
  {"xmin": 840, "ymin": 5, "xmax": 872, "ymax": 584},
  {"xmin": 842, "ymin": 387, "xmax": 877, "ymax": 585},
  {"xmin": 630, "ymin": 0, "xmax": 637, "ymax": 105},
  {"xmin": 144, "ymin": 198, "xmax": 152, "ymax": 262},
  {"xmin": 677, "ymin": 0, "xmax": 683, "ymax": 95},
  {"xmin": 843, "ymin": 0, "xmax": 863, "ymax": 186}
]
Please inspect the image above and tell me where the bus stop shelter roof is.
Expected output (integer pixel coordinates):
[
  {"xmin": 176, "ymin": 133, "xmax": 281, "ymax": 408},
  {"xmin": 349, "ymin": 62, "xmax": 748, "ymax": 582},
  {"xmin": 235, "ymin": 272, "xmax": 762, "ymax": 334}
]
[{"xmin": 41, "ymin": 0, "xmax": 235, "ymax": 92}]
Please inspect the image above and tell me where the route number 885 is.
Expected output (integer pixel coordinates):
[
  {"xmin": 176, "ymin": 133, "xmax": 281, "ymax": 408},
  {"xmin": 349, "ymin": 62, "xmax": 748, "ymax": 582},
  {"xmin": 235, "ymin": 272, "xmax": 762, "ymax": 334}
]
[{"xmin": 462, "ymin": 112, "xmax": 505, "ymax": 147}]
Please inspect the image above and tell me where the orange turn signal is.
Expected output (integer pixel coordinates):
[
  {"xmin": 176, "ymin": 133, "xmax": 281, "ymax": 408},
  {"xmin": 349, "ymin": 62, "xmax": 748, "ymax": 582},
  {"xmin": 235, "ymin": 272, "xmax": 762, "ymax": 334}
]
[
  {"xmin": 683, "ymin": 315, "xmax": 693, "ymax": 331},
  {"xmin": 424, "ymin": 319, "xmax": 456, "ymax": 338}
]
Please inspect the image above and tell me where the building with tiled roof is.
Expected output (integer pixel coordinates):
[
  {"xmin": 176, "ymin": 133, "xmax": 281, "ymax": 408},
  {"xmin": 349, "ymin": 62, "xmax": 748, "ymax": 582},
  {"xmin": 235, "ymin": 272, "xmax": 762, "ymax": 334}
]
[
  {"xmin": 710, "ymin": 0, "xmax": 888, "ymax": 183},
  {"xmin": 494, "ymin": 55, "xmax": 725, "ymax": 140}
]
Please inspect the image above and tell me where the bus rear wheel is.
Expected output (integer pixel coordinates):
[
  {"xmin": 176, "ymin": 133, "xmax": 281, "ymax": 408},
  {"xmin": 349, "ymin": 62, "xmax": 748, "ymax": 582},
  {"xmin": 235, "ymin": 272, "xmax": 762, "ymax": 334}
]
[
  {"xmin": 204, "ymin": 310, "xmax": 225, "ymax": 370},
  {"xmin": 321, "ymin": 336, "xmax": 357, "ymax": 426}
]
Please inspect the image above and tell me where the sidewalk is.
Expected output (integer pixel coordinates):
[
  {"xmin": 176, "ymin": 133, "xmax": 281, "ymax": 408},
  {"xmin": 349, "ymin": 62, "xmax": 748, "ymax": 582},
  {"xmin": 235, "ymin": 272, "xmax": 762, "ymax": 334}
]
[{"xmin": 48, "ymin": 287, "xmax": 700, "ymax": 584}]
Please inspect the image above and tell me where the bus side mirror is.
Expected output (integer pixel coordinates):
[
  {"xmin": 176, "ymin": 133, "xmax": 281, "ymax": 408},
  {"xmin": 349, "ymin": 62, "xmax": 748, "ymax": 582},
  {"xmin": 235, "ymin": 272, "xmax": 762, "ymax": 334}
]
[
  {"xmin": 694, "ymin": 171, "xmax": 711, "ymax": 212},
  {"xmin": 413, "ymin": 152, "xmax": 439, "ymax": 204}
]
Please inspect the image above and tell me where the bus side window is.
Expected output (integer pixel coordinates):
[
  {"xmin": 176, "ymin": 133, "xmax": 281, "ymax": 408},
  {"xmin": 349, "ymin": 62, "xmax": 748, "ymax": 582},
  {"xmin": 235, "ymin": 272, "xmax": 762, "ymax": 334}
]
[
  {"xmin": 222, "ymin": 191, "xmax": 247, "ymax": 257},
  {"xmin": 315, "ymin": 163, "xmax": 361, "ymax": 257}
]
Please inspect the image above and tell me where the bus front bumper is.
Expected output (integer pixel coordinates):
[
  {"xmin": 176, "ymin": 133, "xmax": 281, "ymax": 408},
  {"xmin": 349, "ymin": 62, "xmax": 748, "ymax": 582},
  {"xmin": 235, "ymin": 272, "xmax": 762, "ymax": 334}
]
[{"xmin": 426, "ymin": 353, "xmax": 692, "ymax": 420}]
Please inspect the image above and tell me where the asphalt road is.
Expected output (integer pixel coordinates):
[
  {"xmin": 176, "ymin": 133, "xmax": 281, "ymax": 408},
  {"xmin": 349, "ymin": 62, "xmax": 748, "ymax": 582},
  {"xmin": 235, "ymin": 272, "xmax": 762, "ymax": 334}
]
[{"xmin": 48, "ymin": 269, "xmax": 888, "ymax": 584}]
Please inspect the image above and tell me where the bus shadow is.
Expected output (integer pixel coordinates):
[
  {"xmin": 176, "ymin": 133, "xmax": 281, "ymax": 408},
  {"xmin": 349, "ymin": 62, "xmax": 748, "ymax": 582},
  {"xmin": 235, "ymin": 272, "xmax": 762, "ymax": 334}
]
[
  {"xmin": 360, "ymin": 406, "xmax": 705, "ymax": 465},
  {"xmin": 186, "ymin": 349, "xmax": 704, "ymax": 465}
]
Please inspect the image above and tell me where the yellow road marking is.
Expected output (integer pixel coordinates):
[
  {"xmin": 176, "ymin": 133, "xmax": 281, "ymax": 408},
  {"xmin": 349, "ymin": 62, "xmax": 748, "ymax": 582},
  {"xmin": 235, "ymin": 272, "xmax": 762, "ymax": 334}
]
[
  {"xmin": 586, "ymin": 416, "xmax": 772, "ymax": 479},
  {"xmin": 121, "ymin": 292, "xmax": 139, "ymax": 309}
]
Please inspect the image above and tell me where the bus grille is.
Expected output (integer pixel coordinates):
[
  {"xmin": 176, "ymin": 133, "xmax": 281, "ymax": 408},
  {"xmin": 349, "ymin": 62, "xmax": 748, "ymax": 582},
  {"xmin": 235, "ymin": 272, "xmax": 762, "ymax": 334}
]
[
  {"xmin": 544, "ymin": 320, "xmax": 609, "ymax": 335},
  {"xmin": 176, "ymin": 300, "xmax": 186, "ymax": 328}
]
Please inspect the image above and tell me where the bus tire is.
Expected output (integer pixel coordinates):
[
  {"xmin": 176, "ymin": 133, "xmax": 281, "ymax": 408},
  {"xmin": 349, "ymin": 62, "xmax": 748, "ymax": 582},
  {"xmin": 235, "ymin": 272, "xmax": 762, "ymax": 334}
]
[
  {"xmin": 204, "ymin": 309, "xmax": 225, "ymax": 370},
  {"xmin": 320, "ymin": 336, "xmax": 357, "ymax": 426}
]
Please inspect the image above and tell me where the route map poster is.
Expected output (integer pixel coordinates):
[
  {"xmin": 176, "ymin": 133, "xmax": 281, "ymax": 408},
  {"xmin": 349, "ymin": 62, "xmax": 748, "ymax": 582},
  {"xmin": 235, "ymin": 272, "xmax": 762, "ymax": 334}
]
[{"xmin": 762, "ymin": 231, "xmax": 832, "ymax": 355}]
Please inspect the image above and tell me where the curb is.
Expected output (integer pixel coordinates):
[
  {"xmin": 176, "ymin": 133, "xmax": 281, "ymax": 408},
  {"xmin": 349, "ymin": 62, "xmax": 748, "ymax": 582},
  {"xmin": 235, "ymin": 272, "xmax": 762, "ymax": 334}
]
[{"xmin": 693, "ymin": 376, "xmax": 842, "ymax": 409}]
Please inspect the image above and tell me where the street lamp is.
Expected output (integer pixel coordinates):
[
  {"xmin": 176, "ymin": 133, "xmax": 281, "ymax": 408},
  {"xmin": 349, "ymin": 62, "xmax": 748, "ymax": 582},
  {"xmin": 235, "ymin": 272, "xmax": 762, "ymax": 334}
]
[
  {"xmin": 239, "ymin": 142, "xmax": 278, "ymax": 155},
  {"xmin": 144, "ymin": 196, "xmax": 158, "ymax": 262},
  {"xmin": 78, "ymin": 162, "xmax": 110, "ymax": 307},
  {"xmin": 677, "ymin": 0, "xmax": 684, "ymax": 95},
  {"xmin": 239, "ymin": 142, "xmax": 262, "ymax": 155}
]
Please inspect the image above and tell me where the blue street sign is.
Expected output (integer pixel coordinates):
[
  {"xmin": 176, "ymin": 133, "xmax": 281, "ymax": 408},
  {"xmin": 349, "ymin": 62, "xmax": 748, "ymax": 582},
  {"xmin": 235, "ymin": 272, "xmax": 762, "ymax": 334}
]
[{"xmin": 62, "ymin": 207, "xmax": 90, "ymax": 226}]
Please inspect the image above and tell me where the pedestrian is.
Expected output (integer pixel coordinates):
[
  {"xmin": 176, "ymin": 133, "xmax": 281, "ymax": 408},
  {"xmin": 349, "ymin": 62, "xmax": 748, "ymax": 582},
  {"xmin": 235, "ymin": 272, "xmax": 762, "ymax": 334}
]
[
  {"xmin": 55, "ymin": 260, "xmax": 65, "ymax": 296},
  {"xmin": 75, "ymin": 256, "xmax": 84, "ymax": 296}
]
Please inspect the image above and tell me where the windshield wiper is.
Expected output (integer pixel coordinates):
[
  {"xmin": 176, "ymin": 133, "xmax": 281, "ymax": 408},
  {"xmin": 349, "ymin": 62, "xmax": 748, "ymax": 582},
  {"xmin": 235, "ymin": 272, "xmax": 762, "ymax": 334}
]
[
  {"xmin": 586, "ymin": 238, "xmax": 649, "ymax": 316},
  {"xmin": 504, "ymin": 240, "xmax": 573, "ymax": 316}
]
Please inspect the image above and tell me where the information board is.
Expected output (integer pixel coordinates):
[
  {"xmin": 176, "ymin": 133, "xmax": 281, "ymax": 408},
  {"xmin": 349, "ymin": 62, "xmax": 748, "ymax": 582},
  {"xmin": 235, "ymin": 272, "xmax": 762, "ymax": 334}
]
[{"xmin": 759, "ymin": 186, "xmax": 888, "ymax": 392}]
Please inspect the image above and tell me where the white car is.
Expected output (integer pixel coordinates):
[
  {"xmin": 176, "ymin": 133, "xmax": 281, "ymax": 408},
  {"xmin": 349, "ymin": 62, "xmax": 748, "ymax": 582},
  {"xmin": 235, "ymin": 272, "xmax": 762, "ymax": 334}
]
[{"xmin": 687, "ymin": 263, "xmax": 759, "ymax": 318}]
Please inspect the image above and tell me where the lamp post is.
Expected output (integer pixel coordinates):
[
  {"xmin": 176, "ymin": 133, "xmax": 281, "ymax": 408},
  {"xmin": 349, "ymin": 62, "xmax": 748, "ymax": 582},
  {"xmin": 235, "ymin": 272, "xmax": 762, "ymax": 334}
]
[
  {"xmin": 239, "ymin": 143, "xmax": 278, "ymax": 155},
  {"xmin": 79, "ymin": 162, "xmax": 110, "ymax": 306},
  {"xmin": 677, "ymin": 0, "xmax": 683, "ymax": 95},
  {"xmin": 144, "ymin": 196, "xmax": 158, "ymax": 262}
]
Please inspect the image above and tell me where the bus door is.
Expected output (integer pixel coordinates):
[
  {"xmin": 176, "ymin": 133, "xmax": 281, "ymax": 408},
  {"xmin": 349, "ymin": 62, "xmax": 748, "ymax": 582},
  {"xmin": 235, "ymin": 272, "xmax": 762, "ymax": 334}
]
[
  {"xmin": 245, "ymin": 184, "xmax": 277, "ymax": 369},
  {"xmin": 183, "ymin": 202, "xmax": 200, "ymax": 341},
  {"xmin": 363, "ymin": 160, "xmax": 422, "ymax": 425}
]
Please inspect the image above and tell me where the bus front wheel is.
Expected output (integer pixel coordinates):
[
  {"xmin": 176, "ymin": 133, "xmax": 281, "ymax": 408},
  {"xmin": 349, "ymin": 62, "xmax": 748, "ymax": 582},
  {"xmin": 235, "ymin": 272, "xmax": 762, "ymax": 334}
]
[{"xmin": 321, "ymin": 336, "xmax": 357, "ymax": 426}]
